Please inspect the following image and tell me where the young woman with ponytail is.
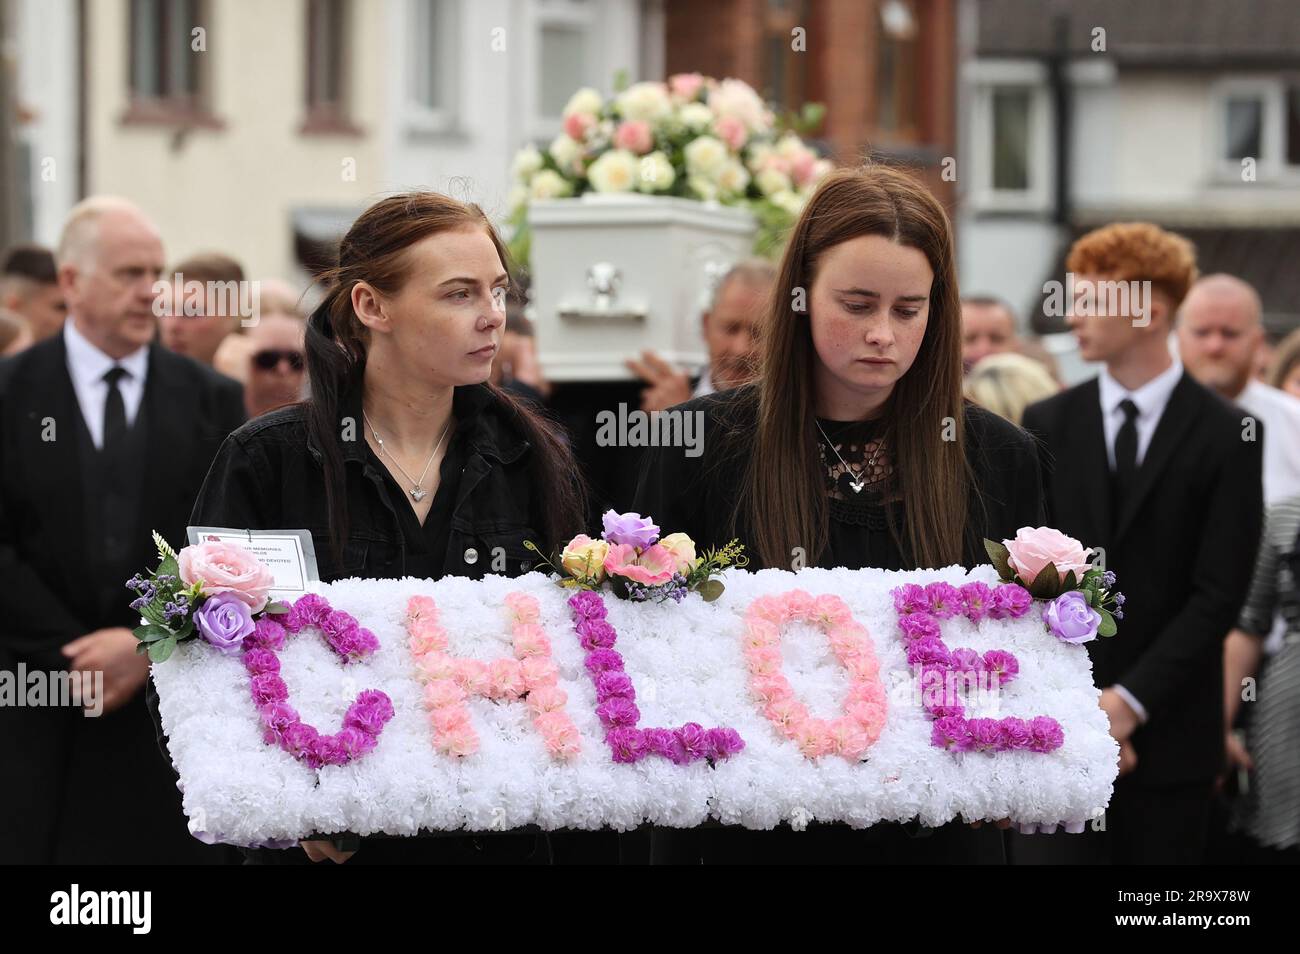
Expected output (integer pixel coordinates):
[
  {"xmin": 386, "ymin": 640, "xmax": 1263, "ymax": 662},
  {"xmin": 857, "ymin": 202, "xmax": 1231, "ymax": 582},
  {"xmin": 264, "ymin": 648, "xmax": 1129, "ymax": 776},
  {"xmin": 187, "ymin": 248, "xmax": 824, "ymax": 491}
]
[{"xmin": 181, "ymin": 191, "xmax": 597, "ymax": 864}]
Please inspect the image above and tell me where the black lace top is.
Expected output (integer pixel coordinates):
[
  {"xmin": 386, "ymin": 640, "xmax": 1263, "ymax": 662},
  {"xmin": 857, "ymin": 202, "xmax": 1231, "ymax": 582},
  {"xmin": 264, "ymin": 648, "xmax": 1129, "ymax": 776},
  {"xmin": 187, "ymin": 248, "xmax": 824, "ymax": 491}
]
[
  {"xmin": 633, "ymin": 384, "xmax": 1047, "ymax": 573},
  {"xmin": 815, "ymin": 416, "xmax": 898, "ymax": 533}
]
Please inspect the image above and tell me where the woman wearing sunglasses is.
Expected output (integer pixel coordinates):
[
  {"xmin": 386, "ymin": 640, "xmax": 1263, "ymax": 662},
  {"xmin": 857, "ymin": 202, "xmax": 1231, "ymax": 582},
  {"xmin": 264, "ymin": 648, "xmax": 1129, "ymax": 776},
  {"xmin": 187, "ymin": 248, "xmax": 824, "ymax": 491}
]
[{"xmin": 244, "ymin": 313, "xmax": 307, "ymax": 418}]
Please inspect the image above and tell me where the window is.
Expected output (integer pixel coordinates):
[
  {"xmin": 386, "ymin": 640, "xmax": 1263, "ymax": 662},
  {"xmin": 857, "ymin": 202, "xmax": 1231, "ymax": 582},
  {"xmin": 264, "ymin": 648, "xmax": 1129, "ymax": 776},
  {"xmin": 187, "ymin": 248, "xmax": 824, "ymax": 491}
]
[
  {"xmin": 761, "ymin": 0, "xmax": 808, "ymax": 114},
  {"xmin": 875, "ymin": 0, "xmax": 917, "ymax": 138},
  {"xmin": 408, "ymin": 0, "xmax": 460, "ymax": 131},
  {"xmin": 304, "ymin": 0, "xmax": 355, "ymax": 133},
  {"xmin": 965, "ymin": 60, "xmax": 1052, "ymax": 212},
  {"xmin": 125, "ymin": 0, "xmax": 211, "ymax": 124},
  {"xmin": 991, "ymin": 88, "xmax": 1031, "ymax": 191},
  {"xmin": 1212, "ymin": 77, "xmax": 1300, "ymax": 181}
]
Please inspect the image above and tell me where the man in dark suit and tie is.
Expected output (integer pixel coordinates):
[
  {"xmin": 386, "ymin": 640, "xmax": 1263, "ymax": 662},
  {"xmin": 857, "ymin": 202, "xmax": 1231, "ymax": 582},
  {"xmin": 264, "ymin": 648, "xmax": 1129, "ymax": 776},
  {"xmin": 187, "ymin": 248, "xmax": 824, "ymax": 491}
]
[
  {"xmin": 0, "ymin": 197, "xmax": 246, "ymax": 863},
  {"xmin": 1017, "ymin": 223, "xmax": 1264, "ymax": 864}
]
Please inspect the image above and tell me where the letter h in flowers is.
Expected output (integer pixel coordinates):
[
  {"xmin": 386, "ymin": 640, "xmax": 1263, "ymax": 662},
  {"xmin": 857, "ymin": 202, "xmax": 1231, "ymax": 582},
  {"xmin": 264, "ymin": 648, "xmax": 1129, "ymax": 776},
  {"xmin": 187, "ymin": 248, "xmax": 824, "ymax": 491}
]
[{"xmin": 405, "ymin": 592, "xmax": 582, "ymax": 760}]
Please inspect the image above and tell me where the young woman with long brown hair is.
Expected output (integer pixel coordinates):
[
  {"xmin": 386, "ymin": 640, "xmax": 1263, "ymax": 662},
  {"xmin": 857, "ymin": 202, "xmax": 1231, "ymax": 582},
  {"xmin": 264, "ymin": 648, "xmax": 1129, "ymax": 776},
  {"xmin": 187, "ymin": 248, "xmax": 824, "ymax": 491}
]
[
  {"xmin": 633, "ymin": 164, "xmax": 1045, "ymax": 862},
  {"xmin": 158, "ymin": 191, "xmax": 603, "ymax": 863}
]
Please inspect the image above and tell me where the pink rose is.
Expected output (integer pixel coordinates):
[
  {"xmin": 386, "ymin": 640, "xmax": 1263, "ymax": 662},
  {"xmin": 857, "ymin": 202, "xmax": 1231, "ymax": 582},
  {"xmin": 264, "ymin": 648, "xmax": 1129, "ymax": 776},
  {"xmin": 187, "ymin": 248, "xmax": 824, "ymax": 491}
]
[
  {"xmin": 791, "ymin": 150, "xmax": 817, "ymax": 187},
  {"xmin": 563, "ymin": 111, "xmax": 595, "ymax": 141},
  {"xmin": 668, "ymin": 72, "xmax": 705, "ymax": 100},
  {"xmin": 613, "ymin": 120, "xmax": 654, "ymax": 154},
  {"xmin": 603, "ymin": 543, "xmax": 676, "ymax": 586},
  {"xmin": 178, "ymin": 541, "xmax": 275, "ymax": 614},
  {"xmin": 1002, "ymin": 527, "xmax": 1092, "ymax": 587},
  {"xmin": 714, "ymin": 115, "xmax": 747, "ymax": 151}
]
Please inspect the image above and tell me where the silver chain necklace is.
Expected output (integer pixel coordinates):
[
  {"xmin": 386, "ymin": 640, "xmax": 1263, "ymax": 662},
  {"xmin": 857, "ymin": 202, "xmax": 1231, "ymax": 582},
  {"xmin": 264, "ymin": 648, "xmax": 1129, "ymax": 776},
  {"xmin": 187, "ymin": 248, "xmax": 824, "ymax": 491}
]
[
  {"xmin": 816, "ymin": 420, "xmax": 884, "ymax": 494},
  {"xmin": 362, "ymin": 410, "xmax": 452, "ymax": 503}
]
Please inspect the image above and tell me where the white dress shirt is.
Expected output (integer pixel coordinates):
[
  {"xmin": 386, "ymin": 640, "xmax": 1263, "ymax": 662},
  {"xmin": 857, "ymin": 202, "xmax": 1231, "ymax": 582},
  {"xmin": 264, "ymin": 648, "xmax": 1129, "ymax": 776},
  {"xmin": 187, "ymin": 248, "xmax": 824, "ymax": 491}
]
[
  {"xmin": 63, "ymin": 317, "xmax": 149, "ymax": 450},
  {"xmin": 692, "ymin": 366, "xmax": 715, "ymax": 399},
  {"xmin": 1236, "ymin": 378, "xmax": 1300, "ymax": 507},
  {"xmin": 1095, "ymin": 356, "xmax": 1185, "ymax": 726},
  {"xmin": 1097, "ymin": 356, "xmax": 1185, "ymax": 470}
]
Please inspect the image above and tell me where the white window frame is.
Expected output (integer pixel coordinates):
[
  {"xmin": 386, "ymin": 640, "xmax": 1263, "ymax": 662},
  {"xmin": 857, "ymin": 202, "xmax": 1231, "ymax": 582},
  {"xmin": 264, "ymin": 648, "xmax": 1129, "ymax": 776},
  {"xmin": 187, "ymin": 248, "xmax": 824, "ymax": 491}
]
[
  {"xmin": 1209, "ymin": 76, "xmax": 1300, "ymax": 184},
  {"xmin": 404, "ymin": 0, "xmax": 461, "ymax": 136},
  {"xmin": 523, "ymin": 0, "xmax": 601, "ymax": 141},
  {"xmin": 965, "ymin": 60, "xmax": 1053, "ymax": 213}
]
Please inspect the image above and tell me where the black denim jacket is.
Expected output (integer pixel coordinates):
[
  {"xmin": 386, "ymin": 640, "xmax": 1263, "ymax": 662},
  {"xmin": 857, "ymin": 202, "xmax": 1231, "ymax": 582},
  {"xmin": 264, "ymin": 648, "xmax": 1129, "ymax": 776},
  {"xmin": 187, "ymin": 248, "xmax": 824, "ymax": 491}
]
[{"xmin": 188, "ymin": 382, "xmax": 546, "ymax": 580}]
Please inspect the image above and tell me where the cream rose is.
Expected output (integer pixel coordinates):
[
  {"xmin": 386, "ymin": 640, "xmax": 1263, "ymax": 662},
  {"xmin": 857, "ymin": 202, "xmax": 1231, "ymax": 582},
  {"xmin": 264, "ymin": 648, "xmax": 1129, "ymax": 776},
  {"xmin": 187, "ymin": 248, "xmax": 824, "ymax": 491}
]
[
  {"xmin": 587, "ymin": 149, "xmax": 639, "ymax": 193},
  {"xmin": 657, "ymin": 532, "xmax": 698, "ymax": 574},
  {"xmin": 561, "ymin": 535, "xmax": 610, "ymax": 582}
]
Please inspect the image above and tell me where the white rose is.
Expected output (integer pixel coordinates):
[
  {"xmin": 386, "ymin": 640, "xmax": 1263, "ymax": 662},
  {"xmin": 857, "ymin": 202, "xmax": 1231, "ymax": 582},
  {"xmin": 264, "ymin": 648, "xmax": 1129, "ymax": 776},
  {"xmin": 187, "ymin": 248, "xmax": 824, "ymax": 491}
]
[
  {"xmin": 770, "ymin": 189, "xmax": 804, "ymax": 216},
  {"xmin": 678, "ymin": 102, "xmax": 714, "ymax": 131},
  {"xmin": 587, "ymin": 149, "xmax": 639, "ymax": 193},
  {"xmin": 776, "ymin": 132, "xmax": 806, "ymax": 159},
  {"xmin": 529, "ymin": 169, "xmax": 572, "ymax": 200},
  {"xmin": 684, "ymin": 136, "xmax": 728, "ymax": 178},
  {"xmin": 756, "ymin": 166, "xmax": 792, "ymax": 196},
  {"xmin": 511, "ymin": 144, "xmax": 544, "ymax": 181},
  {"xmin": 746, "ymin": 142, "xmax": 773, "ymax": 172},
  {"xmin": 636, "ymin": 151, "xmax": 676, "ymax": 193},
  {"xmin": 563, "ymin": 87, "xmax": 604, "ymax": 118},
  {"xmin": 549, "ymin": 134, "xmax": 582, "ymax": 173},
  {"xmin": 687, "ymin": 175, "xmax": 719, "ymax": 202},
  {"xmin": 715, "ymin": 158, "xmax": 751, "ymax": 196},
  {"xmin": 507, "ymin": 183, "xmax": 529, "ymax": 214},
  {"xmin": 616, "ymin": 82, "xmax": 672, "ymax": 123},
  {"xmin": 709, "ymin": 78, "xmax": 771, "ymax": 132}
]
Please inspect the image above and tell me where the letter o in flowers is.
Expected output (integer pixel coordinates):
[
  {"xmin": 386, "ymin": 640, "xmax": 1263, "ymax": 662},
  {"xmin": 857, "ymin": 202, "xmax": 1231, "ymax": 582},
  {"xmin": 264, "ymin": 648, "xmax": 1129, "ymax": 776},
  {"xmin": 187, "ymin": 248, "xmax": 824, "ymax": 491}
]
[{"xmin": 742, "ymin": 590, "xmax": 887, "ymax": 760}]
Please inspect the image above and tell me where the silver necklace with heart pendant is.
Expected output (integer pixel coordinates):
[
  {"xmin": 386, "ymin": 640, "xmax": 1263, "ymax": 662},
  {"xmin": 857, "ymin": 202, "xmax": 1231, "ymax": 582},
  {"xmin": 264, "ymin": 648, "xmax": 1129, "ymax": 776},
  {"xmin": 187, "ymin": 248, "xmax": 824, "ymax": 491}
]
[
  {"xmin": 815, "ymin": 420, "xmax": 883, "ymax": 495},
  {"xmin": 363, "ymin": 410, "xmax": 452, "ymax": 503}
]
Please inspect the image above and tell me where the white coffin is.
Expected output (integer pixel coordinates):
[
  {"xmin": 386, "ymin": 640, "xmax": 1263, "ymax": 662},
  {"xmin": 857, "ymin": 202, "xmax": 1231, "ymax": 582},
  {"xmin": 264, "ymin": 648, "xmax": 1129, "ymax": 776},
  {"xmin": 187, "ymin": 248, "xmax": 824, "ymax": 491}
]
[{"xmin": 527, "ymin": 193, "xmax": 758, "ymax": 381}]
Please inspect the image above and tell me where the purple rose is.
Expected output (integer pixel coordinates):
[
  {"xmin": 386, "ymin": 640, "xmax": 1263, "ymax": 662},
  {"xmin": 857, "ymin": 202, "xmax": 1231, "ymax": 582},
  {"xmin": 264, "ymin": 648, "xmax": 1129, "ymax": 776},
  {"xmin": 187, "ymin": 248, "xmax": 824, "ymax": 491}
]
[
  {"xmin": 600, "ymin": 510, "xmax": 660, "ymax": 549},
  {"xmin": 595, "ymin": 696, "xmax": 640, "ymax": 729},
  {"xmin": 594, "ymin": 670, "xmax": 635, "ymax": 701},
  {"xmin": 195, "ymin": 593, "xmax": 255, "ymax": 655},
  {"xmin": 1044, "ymin": 591, "xmax": 1101, "ymax": 644},
  {"xmin": 605, "ymin": 727, "xmax": 646, "ymax": 763}
]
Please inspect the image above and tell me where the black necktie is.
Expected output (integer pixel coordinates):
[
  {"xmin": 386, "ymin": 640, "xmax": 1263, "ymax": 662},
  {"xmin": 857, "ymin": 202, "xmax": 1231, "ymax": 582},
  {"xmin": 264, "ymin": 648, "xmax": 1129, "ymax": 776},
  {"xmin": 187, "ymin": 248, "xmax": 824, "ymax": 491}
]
[
  {"xmin": 1112, "ymin": 398, "xmax": 1139, "ymax": 513},
  {"xmin": 102, "ymin": 365, "xmax": 128, "ymax": 454}
]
